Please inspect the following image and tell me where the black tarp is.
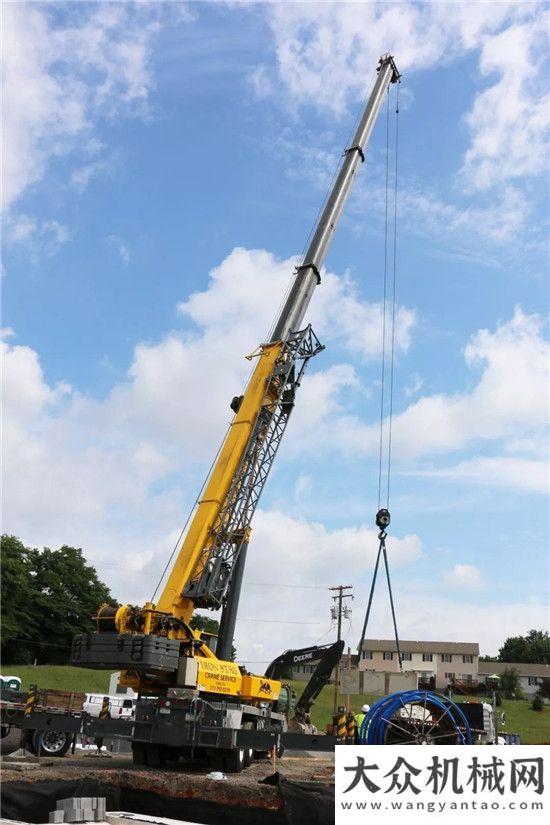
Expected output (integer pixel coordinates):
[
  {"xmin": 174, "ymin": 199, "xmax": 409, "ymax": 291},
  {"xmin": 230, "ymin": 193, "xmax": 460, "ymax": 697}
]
[
  {"xmin": 262, "ymin": 772, "xmax": 334, "ymax": 825},
  {"xmin": 1, "ymin": 774, "xmax": 334, "ymax": 825},
  {"xmin": 1, "ymin": 779, "xmax": 284, "ymax": 825}
]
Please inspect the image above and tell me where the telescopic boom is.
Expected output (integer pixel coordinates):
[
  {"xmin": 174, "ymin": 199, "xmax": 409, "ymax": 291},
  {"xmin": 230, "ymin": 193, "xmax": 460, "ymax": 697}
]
[{"xmin": 271, "ymin": 54, "xmax": 400, "ymax": 342}]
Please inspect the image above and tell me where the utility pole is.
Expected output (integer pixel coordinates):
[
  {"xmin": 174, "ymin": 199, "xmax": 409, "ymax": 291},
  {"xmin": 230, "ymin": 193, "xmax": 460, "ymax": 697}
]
[{"xmin": 330, "ymin": 585, "xmax": 353, "ymax": 713}]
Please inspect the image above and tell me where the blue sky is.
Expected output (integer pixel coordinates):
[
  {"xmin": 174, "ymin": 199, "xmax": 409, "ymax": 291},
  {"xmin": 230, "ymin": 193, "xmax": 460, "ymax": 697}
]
[{"xmin": 2, "ymin": 1, "xmax": 549, "ymax": 663}]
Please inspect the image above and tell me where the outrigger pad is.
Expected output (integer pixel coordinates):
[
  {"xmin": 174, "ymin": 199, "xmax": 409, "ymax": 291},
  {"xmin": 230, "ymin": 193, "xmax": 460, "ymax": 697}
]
[{"xmin": 71, "ymin": 633, "xmax": 181, "ymax": 672}]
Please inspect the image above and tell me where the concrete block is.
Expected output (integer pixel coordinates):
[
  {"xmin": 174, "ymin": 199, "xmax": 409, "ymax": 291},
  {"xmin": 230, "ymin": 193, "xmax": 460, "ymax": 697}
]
[
  {"xmin": 61, "ymin": 809, "xmax": 84, "ymax": 823},
  {"xmin": 49, "ymin": 811, "xmax": 65, "ymax": 823},
  {"xmin": 58, "ymin": 797, "xmax": 95, "ymax": 810}
]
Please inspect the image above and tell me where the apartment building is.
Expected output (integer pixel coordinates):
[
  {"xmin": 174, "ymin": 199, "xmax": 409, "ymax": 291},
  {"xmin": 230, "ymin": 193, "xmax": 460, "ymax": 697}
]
[
  {"xmin": 359, "ymin": 639, "xmax": 480, "ymax": 689},
  {"xmin": 478, "ymin": 661, "xmax": 550, "ymax": 698}
]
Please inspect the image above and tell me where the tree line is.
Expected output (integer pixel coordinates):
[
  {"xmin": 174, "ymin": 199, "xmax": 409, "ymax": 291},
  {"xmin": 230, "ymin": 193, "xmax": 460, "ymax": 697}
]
[
  {"xmin": 479, "ymin": 629, "xmax": 549, "ymax": 665},
  {"xmin": 1, "ymin": 534, "xmax": 547, "ymax": 668},
  {"xmin": 1, "ymin": 535, "xmax": 113, "ymax": 665},
  {"xmin": 1, "ymin": 535, "xmax": 229, "ymax": 666}
]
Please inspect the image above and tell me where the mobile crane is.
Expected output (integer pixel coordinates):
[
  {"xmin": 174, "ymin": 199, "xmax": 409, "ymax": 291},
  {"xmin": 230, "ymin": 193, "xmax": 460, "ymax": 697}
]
[{"xmin": 70, "ymin": 55, "xmax": 401, "ymax": 770}]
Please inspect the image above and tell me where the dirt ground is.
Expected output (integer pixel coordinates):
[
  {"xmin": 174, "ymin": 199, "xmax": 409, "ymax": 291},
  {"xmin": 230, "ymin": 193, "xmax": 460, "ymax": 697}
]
[{"xmin": 1, "ymin": 751, "xmax": 335, "ymax": 814}]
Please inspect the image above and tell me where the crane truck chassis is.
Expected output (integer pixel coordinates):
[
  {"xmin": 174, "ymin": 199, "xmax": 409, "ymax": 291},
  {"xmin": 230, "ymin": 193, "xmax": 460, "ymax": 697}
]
[{"xmin": 0, "ymin": 686, "xmax": 340, "ymax": 771}]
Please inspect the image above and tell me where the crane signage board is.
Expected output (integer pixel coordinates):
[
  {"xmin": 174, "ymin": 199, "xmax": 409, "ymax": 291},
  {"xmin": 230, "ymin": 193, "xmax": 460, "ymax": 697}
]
[
  {"xmin": 340, "ymin": 670, "xmax": 360, "ymax": 695},
  {"xmin": 196, "ymin": 659, "xmax": 241, "ymax": 695}
]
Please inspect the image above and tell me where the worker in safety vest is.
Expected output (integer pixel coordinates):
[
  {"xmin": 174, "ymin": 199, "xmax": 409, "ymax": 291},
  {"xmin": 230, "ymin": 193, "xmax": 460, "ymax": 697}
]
[{"xmin": 354, "ymin": 703, "xmax": 370, "ymax": 740}]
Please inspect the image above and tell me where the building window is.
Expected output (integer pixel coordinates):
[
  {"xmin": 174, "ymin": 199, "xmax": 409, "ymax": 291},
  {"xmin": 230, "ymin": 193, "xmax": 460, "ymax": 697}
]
[
  {"xmin": 528, "ymin": 677, "xmax": 540, "ymax": 686},
  {"xmin": 383, "ymin": 652, "xmax": 393, "ymax": 661},
  {"xmin": 441, "ymin": 653, "xmax": 452, "ymax": 663},
  {"xmin": 422, "ymin": 653, "xmax": 433, "ymax": 662},
  {"xmin": 362, "ymin": 651, "xmax": 373, "ymax": 660},
  {"xmin": 401, "ymin": 652, "xmax": 412, "ymax": 661},
  {"xmin": 461, "ymin": 674, "xmax": 473, "ymax": 683},
  {"xmin": 463, "ymin": 655, "xmax": 473, "ymax": 663},
  {"xmin": 445, "ymin": 672, "xmax": 455, "ymax": 680}
]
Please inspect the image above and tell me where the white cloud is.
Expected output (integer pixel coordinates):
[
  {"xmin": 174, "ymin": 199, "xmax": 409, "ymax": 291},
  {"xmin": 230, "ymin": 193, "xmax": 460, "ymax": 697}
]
[
  {"xmin": 404, "ymin": 372, "xmax": 423, "ymax": 398},
  {"xmin": 413, "ymin": 456, "xmax": 549, "ymax": 495},
  {"xmin": 254, "ymin": 2, "xmax": 548, "ymax": 260},
  {"xmin": 387, "ymin": 593, "xmax": 548, "ymax": 657},
  {"xmin": 178, "ymin": 246, "xmax": 415, "ymax": 361},
  {"xmin": 1, "ymin": 3, "xmax": 161, "ymax": 211},
  {"xmin": 258, "ymin": 1, "xmax": 547, "ymax": 193},
  {"xmin": 4, "ymin": 214, "xmax": 37, "ymax": 242},
  {"xmin": 398, "ymin": 308, "xmax": 548, "ymax": 455},
  {"xmin": 443, "ymin": 563, "xmax": 484, "ymax": 590},
  {"xmin": 1, "ymin": 245, "xmax": 413, "ymax": 552},
  {"xmin": 1, "ymin": 245, "xmax": 547, "ymax": 663},
  {"xmin": 461, "ymin": 14, "xmax": 550, "ymax": 191},
  {"xmin": 233, "ymin": 508, "xmax": 423, "ymax": 664},
  {"xmin": 328, "ymin": 307, "xmax": 549, "ymax": 463},
  {"xmin": 71, "ymin": 160, "xmax": 112, "ymax": 194},
  {"xmin": 4, "ymin": 214, "xmax": 70, "ymax": 258},
  {"xmin": 106, "ymin": 235, "xmax": 131, "ymax": 265}
]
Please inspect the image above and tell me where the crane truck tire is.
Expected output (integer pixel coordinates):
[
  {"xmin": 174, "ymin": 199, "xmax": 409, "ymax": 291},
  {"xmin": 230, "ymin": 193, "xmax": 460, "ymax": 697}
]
[
  {"xmin": 223, "ymin": 747, "xmax": 246, "ymax": 773},
  {"xmin": 29, "ymin": 729, "xmax": 71, "ymax": 757},
  {"xmin": 0, "ymin": 725, "xmax": 21, "ymax": 755}
]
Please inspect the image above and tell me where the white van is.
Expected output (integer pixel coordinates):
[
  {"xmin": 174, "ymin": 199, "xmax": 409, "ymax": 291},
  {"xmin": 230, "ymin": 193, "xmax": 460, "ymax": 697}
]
[{"xmin": 83, "ymin": 693, "xmax": 136, "ymax": 719}]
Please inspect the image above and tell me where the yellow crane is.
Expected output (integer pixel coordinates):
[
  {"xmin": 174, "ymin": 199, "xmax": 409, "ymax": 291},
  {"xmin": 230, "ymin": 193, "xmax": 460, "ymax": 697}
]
[{"xmin": 72, "ymin": 55, "xmax": 400, "ymax": 713}]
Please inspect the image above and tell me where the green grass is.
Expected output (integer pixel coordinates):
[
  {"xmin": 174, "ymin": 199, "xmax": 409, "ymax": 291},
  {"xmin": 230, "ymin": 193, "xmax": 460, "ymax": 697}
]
[
  {"xmin": 7, "ymin": 667, "xmax": 549, "ymax": 744},
  {"xmin": 288, "ymin": 681, "xmax": 550, "ymax": 745},
  {"xmin": 6, "ymin": 664, "xmax": 110, "ymax": 694}
]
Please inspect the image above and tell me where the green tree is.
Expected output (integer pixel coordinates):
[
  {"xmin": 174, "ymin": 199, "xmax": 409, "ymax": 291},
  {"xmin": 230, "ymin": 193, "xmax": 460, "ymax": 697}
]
[
  {"xmin": 190, "ymin": 614, "xmax": 220, "ymax": 635},
  {"xmin": 537, "ymin": 678, "xmax": 550, "ymax": 700},
  {"xmin": 499, "ymin": 667, "xmax": 521, "ymax": 699},
  {"xmin": 498, "ymin": 630, "xmax": 550, "ymax": 664},
  {"xmin": 1, "ymin": 536, "xmax": 37, "ymax": 662},
  {"xmin": 190, "ymin": 613, "xmax": 237, "ymax": 660},
  {"xmin": 532, "ymin": 695, "xmax": 544, "ymax": 712},
  {"xmin": 27, "ymin": 545, "xmax": 112, "ymax": 663},
  {"xmin": 1, "ymin": 537, "xmax": 112, "ymax": 665}
]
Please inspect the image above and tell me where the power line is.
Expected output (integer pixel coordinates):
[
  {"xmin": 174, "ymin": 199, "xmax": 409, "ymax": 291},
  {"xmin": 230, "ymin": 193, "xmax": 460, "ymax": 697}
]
[{"xmin": 237, "ymin": 618, "xmax": 322, "ymax": 625}]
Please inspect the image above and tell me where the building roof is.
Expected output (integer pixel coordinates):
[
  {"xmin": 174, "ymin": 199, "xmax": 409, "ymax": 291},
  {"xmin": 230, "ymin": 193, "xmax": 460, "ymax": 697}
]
[
  {"xmin": 361, "ymin": 639, "xmax": 479, "ymax": 655},
  {"xmin": 478, "ymin": 662, "xmax": 550, "ymax": 678}
]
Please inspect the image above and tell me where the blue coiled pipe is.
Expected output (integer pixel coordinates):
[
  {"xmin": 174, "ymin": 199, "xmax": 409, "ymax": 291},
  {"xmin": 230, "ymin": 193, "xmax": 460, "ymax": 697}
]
[{"xmin": 358, "ymin": 690, "xmax": 473, "ymax": 745}]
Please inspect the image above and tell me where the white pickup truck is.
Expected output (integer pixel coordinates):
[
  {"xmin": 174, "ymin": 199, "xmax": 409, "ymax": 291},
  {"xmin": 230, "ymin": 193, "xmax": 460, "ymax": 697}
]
[{"xmin": 82, "ymin": 693, "xmax": 136, "ymax": 719}]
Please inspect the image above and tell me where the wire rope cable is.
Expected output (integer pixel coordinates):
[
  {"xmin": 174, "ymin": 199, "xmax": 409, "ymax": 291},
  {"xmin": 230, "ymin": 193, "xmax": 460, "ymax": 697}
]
[
  {"xmin": 376, "ymin": 86, "xmax": 391, "ymax": 511},
  {"xmin": 358, "ymin": 82, "xmax": 403, "ymax": 667},
  {"xmin": 386, "ymin": 85, "xmax": 400, "ymax": 507},
  {"xmin": 150, "ymin": 421, "xmax": 232, "ymax": 602}
]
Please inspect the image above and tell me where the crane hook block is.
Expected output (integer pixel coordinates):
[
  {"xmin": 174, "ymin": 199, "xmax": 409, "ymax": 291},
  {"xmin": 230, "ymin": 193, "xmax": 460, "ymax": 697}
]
[{"xmin": 376, "ymin": 508, "xmax": 391, "ymax": 530}]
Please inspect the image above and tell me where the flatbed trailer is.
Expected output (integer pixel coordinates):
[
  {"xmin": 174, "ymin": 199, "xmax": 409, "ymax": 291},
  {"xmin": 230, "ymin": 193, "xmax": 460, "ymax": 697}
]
[{"xmin": 0, "ymin": 688, "xmax": 340, "ymax": 769}]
